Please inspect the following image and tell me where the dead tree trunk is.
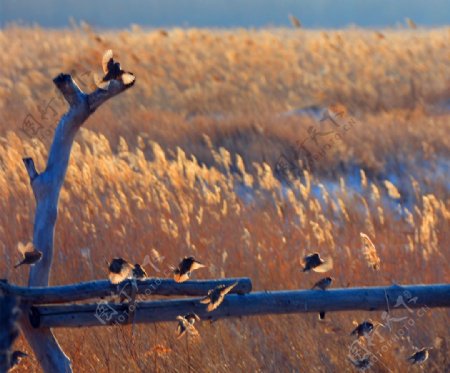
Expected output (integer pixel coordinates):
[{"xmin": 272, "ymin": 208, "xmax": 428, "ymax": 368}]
[
  {"xmin": 21, "ymin": 61, "xmax": 135, "ymax": 372},
  {"xmin": 0, "ymin": 296, "xmax": 19, "ymax": 373}
]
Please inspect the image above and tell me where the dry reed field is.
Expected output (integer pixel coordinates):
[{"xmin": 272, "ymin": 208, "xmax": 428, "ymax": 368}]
[{"xmin": 0, "ymin": 25, "xmax": 449, "ymax": 372}]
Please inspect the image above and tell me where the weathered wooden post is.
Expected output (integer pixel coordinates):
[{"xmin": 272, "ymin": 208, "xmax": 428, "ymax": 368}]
[
  {"xmin": 0, "ymin": 295, "xmax": 19, "ymax": 373},
  {"xmin": 20, "ymin": 54, "xmax": 135, "ymax": 372}
]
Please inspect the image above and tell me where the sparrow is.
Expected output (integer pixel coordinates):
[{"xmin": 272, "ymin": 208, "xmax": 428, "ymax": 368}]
[
  {"xmin": 10, "ymin": 350, "xmax": 28, "ymax": 371},
  {"xmin": 407, "ymin": 348, "xmax": 431, "ymax": 364},
  {"xmin": 349, "ymin": 356, "xmax": 371, "ymax": 369},
  {"xmin": 311, "ymin": 277, "xmax": 333, "ymax": 290},
  {"xmin": 176, "ymin": 313, "xmax": 201, "ymax": 339},
  {"xmin": 14, "ymin": 242, "xmax": 42, "ymax": 268},
  {"xmin": 350, "ymin": 321, "xmax": 374, "ymax": 338},
  {"xmin": 132, "ymin": 263, "xmax": 147, "ymax": 280},
  {"xmin": 302, "ymin": 253, "xmax": 333, "ymax": 273},
  {"xmin": 100, "ymin": 49, "xmax": 135, "ymax": 86},
  {"xmin": 108, "ymin": 257, "xmax": 134, "ymax": 284},
  {"xmin": 200, "ymin": 282, "xmax": 238, "ymax": 312},
  {"xmin": 171, "ymin": 256, "xmax": 206, "ymax": 283}
]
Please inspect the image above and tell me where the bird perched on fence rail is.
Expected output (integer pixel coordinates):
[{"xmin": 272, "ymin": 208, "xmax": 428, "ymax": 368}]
[
  {"xmin": 97, "ymin": 49, "xmax": 135, "ymax": 88},
  {"xmin": 132, "ymin": 263, "xmax": 147, "ymax": 280},
  {"xmin": 108, "ymin": 257, "xmax": 134, "ymax": 284},
  {"xmin": 311, "ymin": 277, "xmax": 333, "ymax": 290},
  {"xmin": 176, "ymin": 313, "xmax": 201, "ymax": 339},
  {"xmin": 171, "ymin": 256, "xmax": 206, "ymax": 283},
  {"xmin": 14, "ymin": 242, "xmax": 42, "ymax": 269},
  {"xmin": 407, "ymin": 348, "xmax": 432, "ymax": 365},
  {"xmin": 200, "ymin": 282, "xmax": 238, "ymax": 312},
  {"xmin": 302, "ymin": 253, "xmax": 333, "ymax": 273}
]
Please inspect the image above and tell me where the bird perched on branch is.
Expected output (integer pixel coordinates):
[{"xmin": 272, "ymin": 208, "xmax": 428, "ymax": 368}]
[
  {"xmin": 132, "ymin": 263, "xmax": 147, "ymax": 280},
  {"xmin": 14, "ymin": 242, "xmax": 42, "ymax": 269},
  {"xmin": 9, "ymin": 350, "xmax": 28, "ymax": 371},
  {"xmin": 407, "ymin": 348, "xmax": 431, "ymax": 365},
  {"xmin": 350, "ymin": 320, "xmax": 375, "ymax": 338},
  {"xmin": 176, "ymin": 313, "xmax": 201, "ymax": 339},
  {"xmin": 311, "ymin": 277, "xmax": 333, "ymax": 290},
  {"xmin": 200, "ymin": 282, "xmax": 238, "ymax": 312},
  {"xmin": 302, "ymin": 253, "xmax": 333, "ymax": 273},
  {"xmin": 171, "ymin": 256, "xmax": 206, "ymax": 283},
  {"xmin": 108, "ymin": 257, "xmax": 134, "ymax": 284},
  {"xmin": 99, "ymin": 49, "xmax": 135, "ymax": 87}
]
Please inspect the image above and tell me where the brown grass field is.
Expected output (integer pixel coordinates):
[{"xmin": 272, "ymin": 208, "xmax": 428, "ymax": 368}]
[{"xmin": 0, "ymin": 25, "xmax": 449, "ymax": 372}]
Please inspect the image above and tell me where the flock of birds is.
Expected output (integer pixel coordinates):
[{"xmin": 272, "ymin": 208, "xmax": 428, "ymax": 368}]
[
  {"xmin": 9, "ymin": 49, "xmax": 433, "ymax": 370},
  {"xmin": 12, "ymin": 241, "xmax": 432, "ymax": 370},
  {"xmin": 107, "ymin": 256, "xmax": 239, "ymax": 318}
]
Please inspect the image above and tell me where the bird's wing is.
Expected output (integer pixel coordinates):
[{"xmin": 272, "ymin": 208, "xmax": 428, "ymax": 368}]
[
  {"xmin": 18, "ymin": 242, "xmax": 34, "ymax": 255},
  {"xmin": 360, "ymin": 232, "xmax": 376, "ymax": 250},
  {"xmin": 207, "ymin": 301, "xmax": 220, "ymax": 312},
  {"xmin": 222, "ymin": 282, "xmax": 238, "ymax": 295},
  {"xmin": 122, "ymin": 72, "xmax": 136, "ymax": 86},
  {"xmin": 199, "ymin": 296, "xmax": 211, "ymax": 304},
  {"xmin": 190, "ymin": 261, "xmax": 206, "ymax": 270},
  {"xmin": 94, "ymin": 72, "xmax": 110, "ymax": 90},
  {"xmin": 313, "ymin": 257, "xmax": 333, "ymax": 273},
  {"xmin": 17, "ymin": 242, "xmax": 25, "ymax": 255},
  {"xmin": 177, "ymin": 326, "xmax": 186, "ymax": 339},
  {"xmin": 102, "ymin": 50, "xmax": 114, "ymax": 73}
]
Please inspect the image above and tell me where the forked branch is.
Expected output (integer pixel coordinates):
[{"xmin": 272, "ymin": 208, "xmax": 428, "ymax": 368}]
[{"xmin": 20, "ymin": 52, "xmax": 135, "ymax": 373}]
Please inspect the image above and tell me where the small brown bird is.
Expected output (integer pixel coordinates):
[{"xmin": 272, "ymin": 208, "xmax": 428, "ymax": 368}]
[
  {"xmin": 349, "ymin": 356, "xmax": 371, "ymax": 369},
  {"xmin": 172, "ymin": 256, "xmax": 206, "ymax": 283},
  {"xmin": 132, "ymin": 263, "xmax": 147, "ymax": 280},
  {"xmin": 351, "ymin": 321, "xmax": 374, "ymax": 338},
  {"xmin": 176, "ymin": 313, "xmax": 201, "ymax": 339},
  {"xmin": 101, "ymin": 49, "xmax": 135, "ymax": 86},
  {"xmin": 108, "ymin": 257, "xmax": 134, "ymax": 284},
  {"xmin": 288, "ymin": 14, "xmax": 301, "ymax": 28},
  {"xmin": 200, "ymin": 282, "xmax": 238, "ymax": 312},
  {"xmin": 14, "ymin": 242, "xmax": 42, "ymax": 268},
  {"xmin": 302, "ymin": 253, "xmax": 333, "ymax": 273},
  {"xmin": 407, "ymin": 348, "xmax": 431, "ymax": 364},
  {"xmin": 311, "ymin": 277, "xmax": 333, "ymax": 290},
  {"xmin": 10, "ymin": 350, "xmax": 28, "ymax": 371}
]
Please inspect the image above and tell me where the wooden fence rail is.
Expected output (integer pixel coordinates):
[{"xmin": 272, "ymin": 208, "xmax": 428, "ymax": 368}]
[
  {"xmin": 29, "ymin": 284, "xmax": 450, "ymax": 329},
  {"xmin": 0, "ymin": 278, "xmax": 251, "ymax": 304}
]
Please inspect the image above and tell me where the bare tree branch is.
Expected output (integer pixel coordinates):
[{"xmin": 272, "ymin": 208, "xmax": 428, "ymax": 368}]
[{"xmin": 20, "ymin": 56, "xmax": 135, "ymax": 373}]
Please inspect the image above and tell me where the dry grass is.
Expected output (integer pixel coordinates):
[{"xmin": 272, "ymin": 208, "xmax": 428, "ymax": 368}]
[{"xmin": 0, "ymin": 25, "xmax": 449, "ymax": 372}]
